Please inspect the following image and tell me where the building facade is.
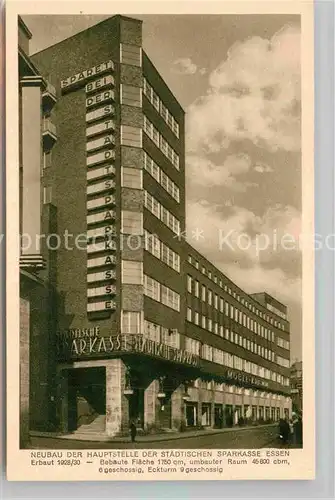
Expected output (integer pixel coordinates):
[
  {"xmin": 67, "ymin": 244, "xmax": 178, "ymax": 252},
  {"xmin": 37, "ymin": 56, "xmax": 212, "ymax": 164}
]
[
  {"xmin": 290, "ymin": 361, "xmax": 303, "ymax": 413},
  {"xmin": 20, "ymin": 15, "xmax": 291, "ymax": 439}
]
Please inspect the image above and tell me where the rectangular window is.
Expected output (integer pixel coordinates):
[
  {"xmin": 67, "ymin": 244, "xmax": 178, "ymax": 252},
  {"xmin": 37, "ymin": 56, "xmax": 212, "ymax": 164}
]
[
  {"xmin": 143, "ymin": 275, "xmax": 160, "ymax": 301},
  {"xmin": 121, "ymin": 167, "xmax": 142, "ymax": 189},
  {"xmin": 214, "ymin": 294, "xmax": 218, "ymax": 309},
  {"xmin": 144, "ymin": 320, "xmax": 160, "ymax": 342},
  {"xmin": 43, "ymin": 150, "xmax": 52, "ymax": 169},
  {"xmin": 144, "ymin": 191, "xmax": 160, "ymax": 218},
  {"xmin": 161, "ymin": 285, "xmax": 180, "ymax": 311},
  {"xmin": 187, "ymin": 308, "xmax": 192, "ymax": 322},
  {"xmin": 144, "ymin": 230, "xmax": 160, "ymax": 259},
  {"xmin": 208, "ymin": 290, "xmax": 213, "ymax": 306},
  {"xmin": 202, "ymin": 285, "xmax": 206, "ymax": 302},
  {"xmin": 202, "ymin": 316, "xmax": 206, "ymax": 329},
  {"xmin": 121, "ymin": 211, "xmax": 142, "ymax": 234},
  {"xmin": 120, "ymin": 44, "xmax": 141, "ymax": 66},
  {"xmin": 208, "ymin": 318, "xmax": 212, "ymax": 332},
  {"xmin": 144, "ymin": 152, "xmax": 160, "ymax": 181},
  {"xmin": 122, "ymin": 260, "xmax": 142, "ymax": 284},
  {"xmin": 194, "ymin": 281, "xmax": 199, "ymax": 298},
  {"xmin": 187, "ymin": 275, "xmax": 193, "ymax": 293},
  {"xmin": 121, "ymin": 311, "xmax": 141, "ymax": 334},
  {"xmin": 161, "ymin": 242, "xmax": 180, "ymax": 272},
  {"xmin": 121, "ymin": 125, "xmax": 142, "ymax": 148},
  {"xmin": 43, "ymin": 186, "xmax": 52, "ymax": 204},
  {"xmin": 194, "ymin": 311, "xmax": 199, "ymax": 325},
  {"xmin": 121, "ymin": 84, "xmax": 142, "ymax": 107},
  {"xmin": 220, "ymin": 298, "xmax": 224, "ymax": 312}
]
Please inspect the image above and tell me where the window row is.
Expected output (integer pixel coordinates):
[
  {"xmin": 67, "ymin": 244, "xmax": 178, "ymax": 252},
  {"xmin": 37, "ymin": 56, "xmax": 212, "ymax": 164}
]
[
  {"xmin": 144, "ymin": 191, "xmax": 180, "ymax": 235},
  {"xmin": 143, "ymin": 78, "xmax": 179, "ymax": 138},
  {"xmin": 277, "ymin": 356, "xmax": 290, "ymax": 368},
  {"xmin": 186, "ymin": 281, "xmax": 276, "ymax": 342},
  {"xmin": 143, "ymin": 274, "xmax": 180, "ymax": 311},
  {"xmin": 143, "ymin": 115, "xmax": 179, "ymax": 170},
  {"xmin": 199, "ymin": 343, "xmax": 290, "ymax": 386},
  {"xmin": 144, "ymin": 229, "xmax": 180, "ymax": 272},
  {"xmin": 187, "ymin": 255, "xmax": 287, "ymax": 328},
  {"xmin": 277, "ymin": 337, "xmax": 290, "ymax": 350},
  {"xmin": 144, "ymin": 319, "xmax": 180, "ymax": 348},
  {"xmin": 144, "ymin": 152, "xmax": 180, "ymax": 202}
]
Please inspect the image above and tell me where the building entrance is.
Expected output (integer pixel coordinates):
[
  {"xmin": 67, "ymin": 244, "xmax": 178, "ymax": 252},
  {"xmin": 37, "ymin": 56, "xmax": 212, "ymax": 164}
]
[
  {"xmin": 67, "ymin": 367, "xmax": 106, "ymax": 432},
  {"xmin": 185, "ymin": 402, "xmax": 197, "ymax": 427}
]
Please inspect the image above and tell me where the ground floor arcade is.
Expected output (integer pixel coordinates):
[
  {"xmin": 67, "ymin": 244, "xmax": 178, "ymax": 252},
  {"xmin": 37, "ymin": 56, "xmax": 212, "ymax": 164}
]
[{"xmin": 56, "ymin": 357, "xmax": 291, "ymax": 437}]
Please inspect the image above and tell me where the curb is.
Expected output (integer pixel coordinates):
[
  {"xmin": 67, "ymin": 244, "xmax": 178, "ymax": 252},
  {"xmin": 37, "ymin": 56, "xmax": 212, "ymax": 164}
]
[{"xmin": 30, "ymin": 424, "xmax": 277, "ymax": 444}]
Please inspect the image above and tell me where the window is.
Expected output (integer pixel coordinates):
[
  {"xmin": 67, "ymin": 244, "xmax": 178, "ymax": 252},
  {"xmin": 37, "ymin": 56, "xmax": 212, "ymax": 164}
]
[
  {"xmin": 120, "ymin": 44, "xmax": 141, "ymax": 66},
  {"xmin": 202, "ymin": 344, "xmax": 213, "ymax": 361},
  {"xmin": 144, "ymin": 230, "xmax": 160, "ymax": 259},
  {"xmin": 214, "ymin": 322, "xmax": 218, "ymax": 335},
  {"xmin": 220, "ymin": 298, "xmax": 224, "ymax": 312},
  {"xmin": 208, "ymin": 318, "xmax": 212, "ymax": 331},
  {"xmin": 185, "ymin": 337, "xmax": 200, "ymax": 356},
  {"xmin": 122, "ymin": 260, "xmax": 142, "ymax": 284},
  {"xmin": 160, "ymin": 169, "xmax": 180, "ymax": 202},
  {"xmin": 202, "ymin": 316, "xmax": 206, "ymax": 329},
  {"xmin": 121, "ymin": 167, "xmax": 142, "ymax": 189},
  {"xmin": 144, "ymin": 191, "xmax": 160, "ymax": 218},
  {"xmin": 43, "ymin": 150, "xmax": 52, "ymax": 169},
  {"xmin": 161, "ymin": 285, "xmax": 180, "ymax": 311},
  {"xmin": 144, "ymin": 152, "xmax": 160, "ymax": 181},
  {"xmin": 161, "ymin": 242, "xmax": 180, "ymax": 272},
  {"xmin": 194, "ymin": 281, "xmax": 199, "ymax": 298},
  {"xmin": 121, "ymin": 84, "xmax": 142, "ymax": 107},
  {"xmin": 208, "ymin": 290, "xmax": 213, "ymax": 306},
  {"xmin": 202, "ymin": 285, "xmax": 206, "ymax": 302},
  {"xmin": 214, "ymin": 294, "xmax": 218, "ymax": 309},
  {"xmin": 121, "ymin": 211, "xmax": 142, "ymax": 234},
  {"xmin": 43, "ymin": 186, "xmax": 52, "ymax": 204},
  {"xmin": 144, "ymin": 320, "xmax": 160, "ymax": 342},
  {"xmin": 144, "ymin": 275, "xmax": 160, "ymax": 301},
  {"xmin": 121, "ymin": 125, "xmax": 142, "ymax": 148},
  {"xmin": 187, "ymin": 308, "xmax": 192, "ymax": 322},
  {"xmin": 194, "ymin": 311, "xmax": 199, "ymax": 325},
  {"xmin": 122, "ymin": 311, "xmax": 141, "ymax": 334},
  {"xmin": 187, "ymin": 275, "xmax": 193, "ymax": 293}
]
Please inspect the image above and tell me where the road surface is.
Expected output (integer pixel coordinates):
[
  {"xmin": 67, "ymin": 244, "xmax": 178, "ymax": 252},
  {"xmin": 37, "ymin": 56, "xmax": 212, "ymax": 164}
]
[{"xmin": 28, "ymin": 425, "xmax": 284, "ymax": 450}]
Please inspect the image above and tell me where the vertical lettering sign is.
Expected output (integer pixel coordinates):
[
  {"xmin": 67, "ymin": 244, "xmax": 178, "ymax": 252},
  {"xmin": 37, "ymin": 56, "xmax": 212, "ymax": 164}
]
[{"xmin": 85, "ymin": 62, "xmax": 117, "ymax": 314}]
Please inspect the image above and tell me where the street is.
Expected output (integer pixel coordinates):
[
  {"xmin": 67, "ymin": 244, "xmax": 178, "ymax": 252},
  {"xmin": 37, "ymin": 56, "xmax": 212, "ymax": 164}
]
[{"xmin": 28, "ymin": 425, "xmax": 283, "ymax": 450}]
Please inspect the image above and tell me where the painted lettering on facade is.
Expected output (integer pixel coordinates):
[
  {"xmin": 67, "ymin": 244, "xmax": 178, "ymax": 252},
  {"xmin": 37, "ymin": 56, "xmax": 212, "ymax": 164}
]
[{"xmin": 57, "ymin": 334, "xmax": 200, "ymax": 368}]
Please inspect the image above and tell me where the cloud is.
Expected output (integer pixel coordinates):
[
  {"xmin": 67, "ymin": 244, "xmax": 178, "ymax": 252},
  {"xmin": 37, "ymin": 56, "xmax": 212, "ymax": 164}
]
[
  {"xmin": 186, "ymin": 199, "xmax": 302, "ymax": 302},
  {"xmin": 172, "ymin": 57, "xmax": 198, "ymax": 75},
  {"xmin": 254, "ymin": 163, "xmax": 274, "ymax": 173},
  {"xmin": 186, "ymin": 153, "xmax": 254, "ymax": 191},
  {"xmin": 186, "ymin": 24, "xmax": 301, "ymax": 154}
]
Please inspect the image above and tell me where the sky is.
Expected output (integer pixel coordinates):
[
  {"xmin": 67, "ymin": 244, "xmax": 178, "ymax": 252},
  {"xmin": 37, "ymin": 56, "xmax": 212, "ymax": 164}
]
[{"xmin": 23, "ymin": 14, "xmax": 302, "ymax": 361}]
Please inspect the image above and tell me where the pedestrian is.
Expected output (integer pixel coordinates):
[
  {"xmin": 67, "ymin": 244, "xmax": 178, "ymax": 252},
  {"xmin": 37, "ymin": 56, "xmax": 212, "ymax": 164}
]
[
  {"xmin": 293, "ymin": 413, "xmax": 303, "ymax": 447},
  {"xmin": 279, "ymin": 418, "xmax": 290, "ymax": 445},
  {"xmin": 130, "ymin": 420, "xmax": 137, "ymax": 443}
]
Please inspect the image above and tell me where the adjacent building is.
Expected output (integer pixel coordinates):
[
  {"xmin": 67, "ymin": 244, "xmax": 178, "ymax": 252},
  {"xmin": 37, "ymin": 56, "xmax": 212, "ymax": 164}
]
[
  {"xmin": 291, "ymin": 361, "xmax": 303, "ymax": 413},
  {"xmin": 20, "ymin": 14, "xmax": 291, "ymax": 440}
]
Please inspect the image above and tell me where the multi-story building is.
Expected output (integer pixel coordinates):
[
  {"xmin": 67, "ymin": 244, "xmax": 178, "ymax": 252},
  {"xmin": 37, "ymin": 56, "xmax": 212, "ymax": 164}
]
[
  {"xmin": 291, "ymin": 361, "xmax": 303, "ymax": 413},
  {"xmin": 18, "ymin": 16, "xmax": 58, "ymax": 445},
  {"xmin": 21, "ymin": 14, "xmax": 291, "ymax": 438}
]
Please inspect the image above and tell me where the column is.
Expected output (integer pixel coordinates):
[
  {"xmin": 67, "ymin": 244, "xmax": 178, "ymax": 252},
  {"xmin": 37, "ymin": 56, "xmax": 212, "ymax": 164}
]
[
  {"xmin": 144, "ymin": 379, "xmax": 158, "ymax": 430},
  {"xmin": 105, "ymin": 359, "xmax": 129, "ymax": 437},
  {"xmin": 20, "ymin": 296, "xmax": 30, "ymax": 447},
  {"xmin": 20, "ymin": 76, "xmax": 44, "ymax": 255},
  {"xmin": 57, "ymin": 369, "xmax": 69, "ymax": 433},
  {"xmin": 171, "ymin": 384, "xmax": 184, "ymax": 430}
]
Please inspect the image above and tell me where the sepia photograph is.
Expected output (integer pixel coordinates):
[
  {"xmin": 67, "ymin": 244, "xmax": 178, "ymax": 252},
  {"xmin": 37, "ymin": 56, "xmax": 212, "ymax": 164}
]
[{"xmin": 6, "ymin": 0, "xmax": 315, "ymax": 481}]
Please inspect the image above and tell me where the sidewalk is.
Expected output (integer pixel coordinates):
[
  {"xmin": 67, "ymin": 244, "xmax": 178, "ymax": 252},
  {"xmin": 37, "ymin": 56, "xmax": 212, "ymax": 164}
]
[{"xmin": 30, "ymin": 424, "xmax": 276, "ymax": 444}]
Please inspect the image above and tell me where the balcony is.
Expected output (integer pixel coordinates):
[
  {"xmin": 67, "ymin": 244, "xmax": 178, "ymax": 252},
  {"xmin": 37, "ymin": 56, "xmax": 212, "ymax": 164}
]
[
  {"xmin": 42, "ymin": 118, "xmax": 57, "ymax": 149},
  {"xmin": 20, "ymin": 253, "xmax": 46, "ymax": 270},
  {"xmin": 42, "ymin": 81, "xmax": 57, "ymax": 110}
]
